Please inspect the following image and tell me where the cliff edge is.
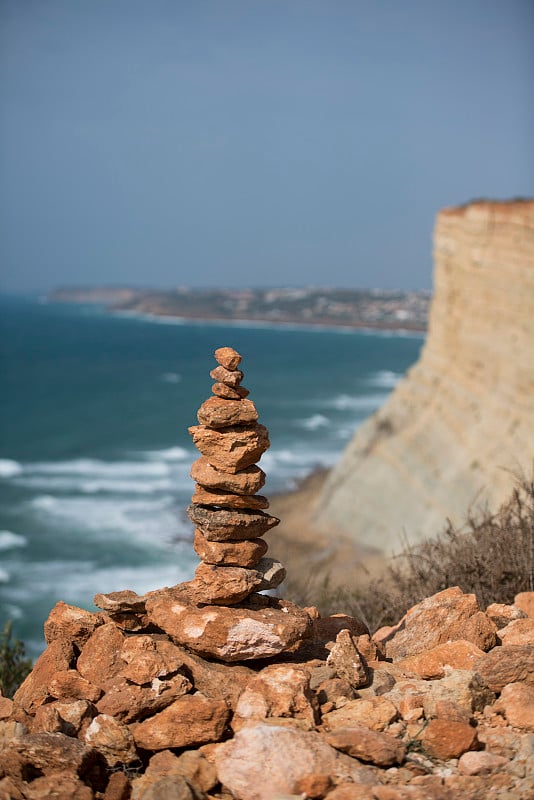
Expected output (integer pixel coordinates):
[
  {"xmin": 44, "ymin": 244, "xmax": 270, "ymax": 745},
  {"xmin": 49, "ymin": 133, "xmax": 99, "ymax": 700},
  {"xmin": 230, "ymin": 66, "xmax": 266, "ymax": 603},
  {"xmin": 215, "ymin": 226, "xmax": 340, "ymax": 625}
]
[{"xmin": 316, "ymin": 199, "xmax": 534, "ymax": 551}]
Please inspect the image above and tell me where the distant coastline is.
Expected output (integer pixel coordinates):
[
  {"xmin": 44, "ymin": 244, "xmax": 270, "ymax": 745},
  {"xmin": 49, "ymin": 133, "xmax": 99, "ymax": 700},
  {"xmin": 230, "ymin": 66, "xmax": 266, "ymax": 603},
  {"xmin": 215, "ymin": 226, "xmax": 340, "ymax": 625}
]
[{"xmin": 49, "ymin": 286, "xmax": 430, "ymax": 333}]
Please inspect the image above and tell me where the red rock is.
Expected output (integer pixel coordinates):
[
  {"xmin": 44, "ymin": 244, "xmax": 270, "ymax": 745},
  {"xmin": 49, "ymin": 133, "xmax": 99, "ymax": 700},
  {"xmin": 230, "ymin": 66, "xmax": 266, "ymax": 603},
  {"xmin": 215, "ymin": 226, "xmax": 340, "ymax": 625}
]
[
  {"xmin": 514, "ymin": 591, "xmax": 534, "ymax": 618},
  {"xmin": 315, "ymin": 677, "xmax": 355, "ymax": 706},
  {"xmin": 418, "ymin": 718, "xmax": 478, "ymax": 759},
  {"xmin": 132, "ymin": 693, "xmax": 230, "ymax": 751},
  {"xmin": 120, "ymin": 635, "xmax": 186, "ymax": 685},
  {"xmin": 187, "ymin": 504, "xmax": 279, "ymax": 540},
  {"xmin": 192, "ymin": 484, "xmax": 269, "ymax": 509},
  {"xmin": 13, "ymin": 638, "xmax": 76, "ymax": 713},
  {"xmin": 215, "ymin": 724, "xmax": 375, "ymax": 800},
  {"xmin": 384, "ymin": 670, "xmax": 494, "ymax": 720},
  {"xmin": 93, "ymin": 590, "xmax": 146, "ymax": 614},
  {"xmin": 22, "ymin": 773, "xmax": 94, "ymax": 800},
  {"xmin": 43, "ymin": 601, "xmax": 104, "ymax": 647},
  {"xmin": 431, "ymin": 698, "xmax": 470, "ymax": 723},
  {"xmin": 233, "ymin": 664, "xmax": 316, "ymax": 729},
  {"xmin": 214, "ymin": 346, "xmax": 242, "ymax": 370},
  {"xmin": 395, "ymin": 640, "xmax": 485, "ymax": 679},
  {"xmin": 494, "ymin": 682, "xmax": 534, "ymax": 730},
  {"xmin": 191, "ymin": 456, "xmax": 265, "ymax": 494},
  {"xmin": 313, "ymin": 614, "xmax": 369, "ymax": 644},
  {"xmin": 197, "ymin": 396, "xmax": 258, "ymax": 428},
  {"xmin": 0, "ymin": 777, "xmax": 25, "ymax": 800},
  {"xmin": 295, "ymin": 773, "xmax": 332, "ymax": 798},
  {"xmin": 163, "ymin": 643, "xmax": 254, "ymax": 707},
  {"xmin": 188, "ymin": 559, "xmax": 286, "ymax": 606},
  {"xmin": 497, "ymin": 617, "xmax": 534, "ymax": 645},
  {"xmin": 96, "ymin": 673, "xmax": 192, "ymax": 722},
  {"xmin": 209, "ymin": 365, "xmax": 243, "ymax": 386},
  {"xmin": 354, "ymin": 634, "xmax": 384, "ymax": 663},
  {"xmin": 385, "ymin": 587, "xmax": 497, "ymax": 660},
  {"xmin": 77, "ymin": 623, "xmax": 126, "ymax": 689},
  {"xmin": 458, "ymin": 750, "xmax": 508, "ymax": 775},
  {"xmin": 475, "ymin": 644, "xmax": 534, "ymax": 691},
  {"xmin": 145, "ymin": 587, "xmax": 313, "ymax": 661},
  {"xmin": 85, "ymin": 713, "xmax": 138, "ymax": 767},
  {"xmin": 325, "ymin": 786, "xmax": 375, "ymax": 800},
  {"xmin": 0, "ymin": 695, "xmax": 13, "ymax": 720},
  {"xmin": 103, "ymin": 771, "xmax": 131, "ymax": 800},
  {"xmin": 1, "ymin": 731, "xmax": 102, "ymax": 782},
  {"xmin": 212, "ymin": 381, "xmax": 250, "ymax": 399},
  {"xmin": 486, "ymin": 602, "xmax": 527, "ymax": 628},
  {"xmin": 192, "ymin": 563, "xmax": 264, "ymax": 604},
  {"xmin": 193, "ymin": 528, "xmax": 268, "ymax": 567},
  {"xmin": 325, "ymin": 725, "xmax": 406, "ymax": 766},
  {"xmin": 32, "ymin": 699, "xmax": 95, "ymax": 737},
  {"xmin": 162, "ymin": 749, "xmax": 218, "ymax": 792},
  {"xmin": 326, "ymin": 629, "xmax": 369, "ymax": 688},
  {"xmin": 129, "ymin": 748, "xmax": 217, "ymax": 798},
  {"xmin": 48, "ymin": 670, "xmax": 102, "ymax": 703},
  {"xmin": 188, "ymin": 423, "xmax": 269, "ymax": 472},
  {"xmin": 323, "ymin": 696, "xmax": 398, "ymax": 732}
]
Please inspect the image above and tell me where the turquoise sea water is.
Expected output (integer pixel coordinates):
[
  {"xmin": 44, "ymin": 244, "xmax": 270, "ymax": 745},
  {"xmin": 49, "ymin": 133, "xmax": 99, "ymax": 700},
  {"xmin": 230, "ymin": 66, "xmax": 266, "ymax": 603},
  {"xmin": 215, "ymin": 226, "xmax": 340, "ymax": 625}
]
[{"xmin": 0, "ymin": 295, "xmax": 424, "ymax": 655}]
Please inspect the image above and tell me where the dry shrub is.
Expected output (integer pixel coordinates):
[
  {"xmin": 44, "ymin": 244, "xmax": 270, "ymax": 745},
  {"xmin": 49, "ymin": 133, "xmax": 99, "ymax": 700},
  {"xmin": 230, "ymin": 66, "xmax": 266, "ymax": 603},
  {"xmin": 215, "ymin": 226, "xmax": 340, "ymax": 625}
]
[{"xmin": 286, "ymin": 473, "xmax": 534, "ymax": 633}]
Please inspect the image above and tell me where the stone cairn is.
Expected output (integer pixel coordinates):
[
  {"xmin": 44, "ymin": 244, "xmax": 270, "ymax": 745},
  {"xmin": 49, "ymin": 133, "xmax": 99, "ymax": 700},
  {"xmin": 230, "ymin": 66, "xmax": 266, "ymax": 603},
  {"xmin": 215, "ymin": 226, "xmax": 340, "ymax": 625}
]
[
  {"xmin": 89, "ymin": 346, "xmax": 313, "ymax": 663},
  {"xmin": 187, "ymin": 346, "xmax": 285, "ymax": 606}
]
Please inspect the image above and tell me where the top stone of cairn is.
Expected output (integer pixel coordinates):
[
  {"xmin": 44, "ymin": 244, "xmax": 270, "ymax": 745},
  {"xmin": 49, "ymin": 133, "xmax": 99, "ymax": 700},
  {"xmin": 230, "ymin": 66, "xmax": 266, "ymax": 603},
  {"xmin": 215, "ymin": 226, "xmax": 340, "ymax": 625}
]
[{"xmin": 214, "ymin": 346, "xmax": 242, "ymax": 370}]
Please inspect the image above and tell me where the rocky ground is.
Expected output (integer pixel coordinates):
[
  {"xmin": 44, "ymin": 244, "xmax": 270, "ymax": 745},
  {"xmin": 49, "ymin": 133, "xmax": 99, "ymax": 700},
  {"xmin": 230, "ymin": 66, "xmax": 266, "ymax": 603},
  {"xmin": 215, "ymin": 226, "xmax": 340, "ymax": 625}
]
[{"xmin": 1, "ymin": 586, "xmax": 533, "ymax": 800}]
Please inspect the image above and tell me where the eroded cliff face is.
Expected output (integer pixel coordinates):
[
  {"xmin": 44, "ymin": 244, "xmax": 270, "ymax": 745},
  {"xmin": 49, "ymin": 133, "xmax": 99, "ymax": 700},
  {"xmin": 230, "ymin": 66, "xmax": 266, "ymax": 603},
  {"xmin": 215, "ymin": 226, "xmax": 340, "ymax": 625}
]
[{"xmin": 316, "ymin": 200, "xmax": 534, "ymax": 551}]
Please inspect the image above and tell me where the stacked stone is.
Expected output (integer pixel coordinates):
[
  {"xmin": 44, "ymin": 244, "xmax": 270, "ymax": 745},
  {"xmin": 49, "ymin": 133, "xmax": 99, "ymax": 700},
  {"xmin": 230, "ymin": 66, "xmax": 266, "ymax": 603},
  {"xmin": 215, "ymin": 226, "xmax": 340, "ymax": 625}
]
[{"xmin": 187, "ymin": 346, "xmax": 286, "ymax": 606}]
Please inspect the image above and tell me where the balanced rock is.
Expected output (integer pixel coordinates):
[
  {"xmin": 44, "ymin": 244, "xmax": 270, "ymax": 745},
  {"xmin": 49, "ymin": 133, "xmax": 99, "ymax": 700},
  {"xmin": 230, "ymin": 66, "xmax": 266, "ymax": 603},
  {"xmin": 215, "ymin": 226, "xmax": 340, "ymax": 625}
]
[
  {"xmin": 209, "ymin": 365, "xmax": 244, "ymax": 386},
  {"xmin": 214, "ymin": 346, "xmax": 242, "ymax": 370},
  {"xmin": 197, "ymin": 396, "xmax": 258, "ymax": 428},
  {"xmin": 192, "ymin": 564, "xmax": 265, "ymax": 605},
  {"xmin": 145, "ymin": 587, "xmax": 312, "ymax": 662},
  {"xmin": 191, "ymin": 485, "xmax": 269, "ymax": 509},
  {"xmin": 212, "ymin": 381, "xmax": 250, "ymax": 399},
  {"xmin": 188, "ymin": 424, "xmax": 270, "ymax": 472},
  {"xmin": 187, "ymin": 504, "xmax": 279, "ymax": 541},
  {"xmin": 193, "ymin": 529, "xmax": 268, "ymax": 567},
  {"xmin": 190, "ymin": 456, "xmax": 265, "ymax": 494}
]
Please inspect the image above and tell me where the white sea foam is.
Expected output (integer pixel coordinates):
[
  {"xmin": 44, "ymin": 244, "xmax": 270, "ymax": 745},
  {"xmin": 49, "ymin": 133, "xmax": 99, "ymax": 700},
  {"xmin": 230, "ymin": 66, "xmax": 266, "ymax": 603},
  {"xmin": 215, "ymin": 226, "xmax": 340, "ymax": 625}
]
[
  {"xmin": 7, "ymin": 557, "xmax": 195, "ymax": 606},
  {"xmin": 297, "ymin": 414, "xmax": 330, "ymax": 431},
  {"xmin": 0, "ymin": 459, "xmax": 23, "ymax": 478},
  {"xmin": 16, "ymin": 475, "xmax": 174, "ymax": 494},
  {"xmin": 326, "ymin": 393, "xmax": 387, "ymax": 411},
  {"xmin": 161, "ymin": 372, "xmax": 182, "ymax": 383},
  {"xmin": 368, "ymin": 370, "xmax": 402, "ymax": 388},
  {"xmin": 0, "ymin": 568, "xmax": 10, "ymax": 583},
  {"xmin": 26, "ymin": 458, "xmax": 171, "ymax": 478},
  {"xmin": 145, "ymin": 446, "xmax": 190, "ymax": 461},
  {"xmin": 0, "ymin": 531, "xmax": 28, "ymax": 550},
  {"xmin": 2, "ymin": 604, "xmax": 23, "ymax": 620},
  {"xmin": 28, "ymin": 494, "xmax": 189, "ymax": 545}
]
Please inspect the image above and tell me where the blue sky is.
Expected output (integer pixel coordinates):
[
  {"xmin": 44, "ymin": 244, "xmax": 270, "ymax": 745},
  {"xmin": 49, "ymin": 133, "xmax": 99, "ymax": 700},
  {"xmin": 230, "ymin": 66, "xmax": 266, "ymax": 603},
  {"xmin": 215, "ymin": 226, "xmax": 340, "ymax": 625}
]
[{"xmin": 1, "ymin": 0, "xmax": 532, "ymax": 292}]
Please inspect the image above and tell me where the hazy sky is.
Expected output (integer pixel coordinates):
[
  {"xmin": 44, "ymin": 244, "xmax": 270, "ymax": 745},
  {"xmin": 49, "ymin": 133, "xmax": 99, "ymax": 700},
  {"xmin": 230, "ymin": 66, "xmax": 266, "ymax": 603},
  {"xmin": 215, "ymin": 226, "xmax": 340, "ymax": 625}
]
[{"xmin": 1, "ymin": 1, "xmax": 533, "ymax": 292}]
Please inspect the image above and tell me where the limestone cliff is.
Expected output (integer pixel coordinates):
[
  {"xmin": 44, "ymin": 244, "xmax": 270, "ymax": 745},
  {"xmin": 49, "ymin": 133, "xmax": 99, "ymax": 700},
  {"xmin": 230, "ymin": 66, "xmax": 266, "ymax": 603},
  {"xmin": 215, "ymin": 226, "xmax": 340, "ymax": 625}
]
[{"xmin": 316, "ymin": 200, "xmax": 534, "ymax": 551}]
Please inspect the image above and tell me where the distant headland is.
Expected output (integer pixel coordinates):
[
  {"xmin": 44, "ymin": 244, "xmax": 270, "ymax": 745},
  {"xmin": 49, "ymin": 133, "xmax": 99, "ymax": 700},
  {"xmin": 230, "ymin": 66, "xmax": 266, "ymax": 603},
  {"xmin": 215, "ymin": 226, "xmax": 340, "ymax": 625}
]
[{"xmin": 48, "ymin": 286, "xmax": 430, "ymax": 332}]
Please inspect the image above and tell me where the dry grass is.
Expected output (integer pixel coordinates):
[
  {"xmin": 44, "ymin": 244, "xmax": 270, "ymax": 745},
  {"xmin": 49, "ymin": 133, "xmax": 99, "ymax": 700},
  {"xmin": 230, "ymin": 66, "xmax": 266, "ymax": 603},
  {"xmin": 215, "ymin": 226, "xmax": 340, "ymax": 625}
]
[{"xmin": 285, "ymin": 472, "xmax": 534, "ymax": 633}]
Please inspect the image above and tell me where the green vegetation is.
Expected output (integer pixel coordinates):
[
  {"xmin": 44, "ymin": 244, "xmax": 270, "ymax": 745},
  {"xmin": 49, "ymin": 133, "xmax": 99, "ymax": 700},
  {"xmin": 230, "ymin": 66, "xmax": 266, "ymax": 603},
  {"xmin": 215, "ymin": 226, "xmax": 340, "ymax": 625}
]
[
  {"xmin": 288, "ymin": 473, "xmax": 534, "ymax": 633},
  {"xmin": 0, "ymin": 621, "xmax": 33, "ymax": 699}
]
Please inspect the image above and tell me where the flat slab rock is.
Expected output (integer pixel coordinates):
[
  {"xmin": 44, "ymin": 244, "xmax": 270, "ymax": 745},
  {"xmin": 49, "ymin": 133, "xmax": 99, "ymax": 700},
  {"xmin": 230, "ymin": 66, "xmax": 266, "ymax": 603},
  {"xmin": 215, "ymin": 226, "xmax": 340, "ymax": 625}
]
[
  {"xmin": 187, "ymin": 504, "xmax": 279, "ymax": 541},
  {"xmin": 145, "ymin": 587, "xmax": 313, "ymax": 662}
]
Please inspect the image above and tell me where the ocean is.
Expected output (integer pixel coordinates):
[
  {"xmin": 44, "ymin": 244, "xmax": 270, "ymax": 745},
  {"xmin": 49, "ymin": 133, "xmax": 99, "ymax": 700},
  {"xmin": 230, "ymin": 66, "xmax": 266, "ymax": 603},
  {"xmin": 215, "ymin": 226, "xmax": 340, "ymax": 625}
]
[{"xmin": 0, "ymin": 295, "xmax": 424, "ymax": 656}]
